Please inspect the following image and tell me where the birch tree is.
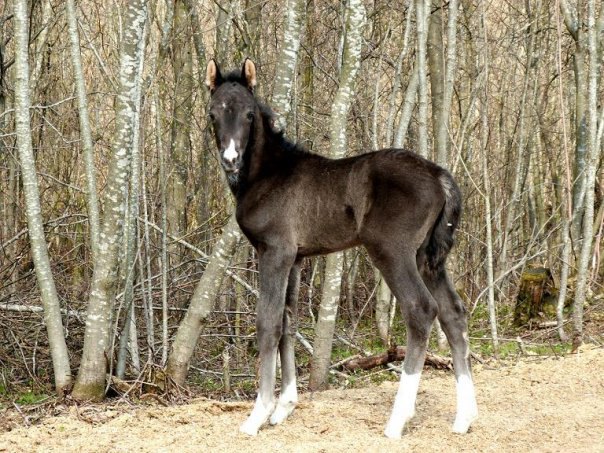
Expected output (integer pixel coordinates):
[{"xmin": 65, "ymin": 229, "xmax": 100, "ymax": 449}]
[
  {"xmin": 427, "ymin": 0, "xmax": 444, "ymax": 159},
  {"xmin": 385, "ymin": 0, "xmax": 414, "ymax": 147},
  {"xmin": 498, "ymin": 1, "xmax": 539, "ymax": 273},
  {"xmin": 13, "ymin": 0, "xmax": 72, "ymax": 394},
  {"xmin": 116, "ymin": 29, "xmax": 147, "ymax": 377},
  {"xmin": 415, "ymin": 0, "xmax": 431, "ymax": 158},
  {"xmin": 560, "ymin": 0, "xmax": 590, "ymax": 241},
  {"xmin": 167, "ymin": 0, "xmax": 194, "ymax": 250},
  {"xmin": 72, "ymin": 0, "xmax": 148, "ymax": 400},
  {"xmin": 429, "ymin": 0, "xmax": 459, "ymax": 167},
  {"xmin": 66, "ymin": 0, "xmax": 101, "ymax": 263},
  {"xmin": 271, "ymin": 0, "xmax": 306, "ymax": 131},
  {"xmin": 309, "ymin": 0, "xmax": 365, "ymax": 391},
  {"xmin": 554, "ymin": 0, "xmax": 573, "ymax": 342},
  {"xmin": 479, "ymin": 8, "xmax": 498, "ymax": 352},
  {"xmin": 166, "ymin": 216, "xmax": 242, "ymax": 384},
  {"xmin": 427, "ymin": 0, "xmax": 460, "ymax": 350},
  {"xmin": 572, "ymin": 0, "xmax": 602, "ymax": 348}
]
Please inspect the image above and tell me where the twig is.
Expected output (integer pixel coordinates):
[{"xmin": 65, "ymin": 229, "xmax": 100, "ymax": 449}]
[{"xmin": 12, "ymin": 402, "xmax": 30, "ymax": 427}]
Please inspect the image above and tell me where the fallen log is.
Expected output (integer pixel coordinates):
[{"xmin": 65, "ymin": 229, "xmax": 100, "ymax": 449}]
[{"xmin": 340, "ymin": 346, "xmax": 452, "ymax": 371}]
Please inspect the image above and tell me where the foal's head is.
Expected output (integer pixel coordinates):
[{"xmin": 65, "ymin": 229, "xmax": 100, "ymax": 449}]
[{"xmin": 205, "ymin": 58, "xmax": 259, "ymax": 176}]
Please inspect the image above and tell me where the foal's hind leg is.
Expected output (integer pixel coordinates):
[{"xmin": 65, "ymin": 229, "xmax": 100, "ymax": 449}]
[
  {"xmin": 270, "ymin": 261, "xmax": 301, "ymax": 425},
  {"xmin": 424, "ymin": 269, "xmax": 478, "ymax": 433},
  {"xmin": 240, "ymin": 246, "xmax": 295, "ymax": 436},
  {"xmin": 369, "ymin": 249, "xmax": 438, "ymax": 439}
]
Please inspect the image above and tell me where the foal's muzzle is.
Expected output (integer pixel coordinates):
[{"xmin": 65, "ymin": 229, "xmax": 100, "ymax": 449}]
[{"xmin": 221, "ymin": 139, "xmax": 242, "ymax": 173}]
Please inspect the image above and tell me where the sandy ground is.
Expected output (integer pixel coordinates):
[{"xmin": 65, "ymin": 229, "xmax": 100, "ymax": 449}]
[{"xmin": 1, "ymin": 346, "xmax": 603, "ymax": 453}]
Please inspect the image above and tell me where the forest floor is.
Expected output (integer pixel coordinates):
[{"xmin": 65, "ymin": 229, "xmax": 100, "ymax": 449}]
[{"xmin": 1, "ymin": 345, "xmax": 603, "ymax": 452}]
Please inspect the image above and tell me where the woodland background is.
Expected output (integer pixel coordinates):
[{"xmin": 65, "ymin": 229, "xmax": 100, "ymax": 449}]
[{"xmin": 0, "ymin": 0, "xmax": 603, "ymax": 402}]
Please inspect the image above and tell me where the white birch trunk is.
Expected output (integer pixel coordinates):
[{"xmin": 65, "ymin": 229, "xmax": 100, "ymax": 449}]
[
  {"xmin": 166, "ymin": 216, "xmax": 242, "ymax": 385},
  {"xmin": 13, "ymin": 0, "xmax": 72, "ymax": 394},
  {"xmin": 167, "ymin": 0, "xmax": 194, "ymax": 250},
  {"xmin": 393, "ymin": 63, "xmax": 419, "ymax": 148},
  {"xmin": 554, "ymin": 2, "xmax": 572, "ymax": 342},
  {"xmin": 385, "ymin": 0, "xmax": 414, "ymax": 147},
  {"xmin": 572, "ymin": 0, "xmax": 600, "ymax": 348},
  {"xmin": 480, "ymin": 3, "xmax": 499, "ymax": 352},
  {"xmin": 29, "ymin": 0, "xmax": 52, "ymax": 90},
  {"xmin": 271, "ymin": 0, "xmax": 306, "ymax": 131},
  {"xmin": 436, "ymin": 0, "xmax": 459, "ymax": 167},
  {"xmin": 415, "ymin": 0, "xmax": 431, "ymax": 158},
  {"xmin": 375, "ymin": 272, "xmax": 392, "ymax": 345},
  {"xmin": 66, "ymin": 0, "xmax": 101, "ymax": 262},
  {"xmin": 116, "ymin": 36, "xmax": 146, "ymax": 377},
  {"xmin": 499, "ymin": 3, "xmax": 537, "ymax": 273},
  {"xmin": 309, "ymin": 0, "xmax": 365, "ymax": 391},
  {"xmin": 72, "ymin": 0, "xmax": 148, "ymax": 401}
]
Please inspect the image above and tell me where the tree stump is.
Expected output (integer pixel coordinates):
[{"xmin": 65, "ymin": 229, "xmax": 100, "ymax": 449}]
[{"xmin": 514, "ymin": 267, "xmax": 558, "ymax": 326}]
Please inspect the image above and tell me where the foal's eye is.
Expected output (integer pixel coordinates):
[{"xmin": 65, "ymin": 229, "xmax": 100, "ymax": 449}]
[
  {"xmin": 208, "ymin": 112, "xmax": 216, "ymax": 122},
  {"xmin": 246, "ymin": 111, "xmax": 254, "ymax": 121}
]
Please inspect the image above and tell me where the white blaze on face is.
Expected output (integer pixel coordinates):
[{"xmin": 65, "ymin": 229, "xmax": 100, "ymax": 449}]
[{"xmin": 223, "ymin": 139, "xmax": 238, "ymax": 163}]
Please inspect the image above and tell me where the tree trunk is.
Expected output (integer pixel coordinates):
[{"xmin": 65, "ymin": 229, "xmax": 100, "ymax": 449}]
[
  {"xmin": 393, "ymin": 63, "xmax": 419, "ymax": 148},
  {"xmin": 215, "ymin": 0, "xmax": 234, "ymax": 65},
  {"xmin": 572, "ymin": 0, "xmax": 601, "ymax": 349},
  {"xmin": 271, "ymin": 0, "xmax": 306, "ymax": 131},
  {"xmin": 375, "ymin": 272, "xmax": 392, "ymax": 345},
  {"xmin": 480, "ymin": 2, "xmax": 499, "ymax": 353},
  {"xmin": 415, "ymin": 0, "xmax": 431, "ymax": 158},
  {"xmin": 13, "ymin": 0, "xmax": 72, "ymax": 394},
  {"xmin": 499, "ymin": 1, "xmax": 538, "ymax": 273},
  {"xmin": 427, "ymin": 0, "xmax": 444, "ymax": 161},
  {"xmin": 309, "ymin": 0, "xmax": 365, "ymax": 391},
  {"xmin": 434, "ymin": 0, "xmax": 459, "ymax": 167},
  {"xmin": 66, "ymin": 0, "xmax": 101, "ymax": 262},
  {"xmin": 72, "ymin": 0, "xmax": 148, "ymax": 401},
  {"xmin": 385, "ymin": 0, "xmax": 414, "ymax": 147},
  {"xmin": 166, "ymin": 215, "xmax": 242, "ymax": 385},
  {"xmin": 427, "ymin": 0, "xmax": 459, "ymax": 351},
  {"xmin": 116, "ymin": 44, "xmax": 146, "ymax": 377},
  {"xmin": 167, "ymin": 0, "xmax": 193, "ymax": 251},
  {"xmin": 554, "ymin": 1, "xmax": 572, "ymax": 342}
]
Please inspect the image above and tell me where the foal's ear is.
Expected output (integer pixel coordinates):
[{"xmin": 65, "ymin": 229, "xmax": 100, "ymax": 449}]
[
  {"xmin": 241, "ymin": 58, "xmax": 257, "ymax": 91},
  {"xmin": 205, "ymin": 59, "xmax": 223, "ymax": 92}
]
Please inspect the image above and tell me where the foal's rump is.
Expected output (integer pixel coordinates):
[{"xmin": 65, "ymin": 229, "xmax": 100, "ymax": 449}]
[{"xmin": 350, "ymin": 149, "xmax": 459, "ymax": 262}]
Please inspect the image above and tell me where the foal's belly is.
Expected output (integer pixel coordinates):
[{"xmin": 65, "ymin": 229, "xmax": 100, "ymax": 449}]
[
  {"xmin": 296, "ymin": 239, "xmax": 360, "ymax": 257},
  {"xmin": 295, "ymin": 205, "xmax": 360, "ymax": 257}
]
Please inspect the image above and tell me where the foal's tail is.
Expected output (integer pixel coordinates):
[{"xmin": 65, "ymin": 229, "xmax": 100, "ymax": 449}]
[{"xmin": 425, "ymin": 171, "xmax": 462, "ymax": 276}]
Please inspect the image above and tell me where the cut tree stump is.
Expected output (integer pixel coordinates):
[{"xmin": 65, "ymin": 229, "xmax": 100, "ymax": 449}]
[
  {"xmin": 339, "ymin": 346, "xmax": 452, "ymax": 371},
  {"xmin": 513, "ymin": 266, "xmax": 559, "ymax": 326}
]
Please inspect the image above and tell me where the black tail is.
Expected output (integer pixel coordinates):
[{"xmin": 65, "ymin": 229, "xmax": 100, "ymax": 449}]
[{"xmin": 426, "ymin": 171, "xmax": 462, "ymax": 275}]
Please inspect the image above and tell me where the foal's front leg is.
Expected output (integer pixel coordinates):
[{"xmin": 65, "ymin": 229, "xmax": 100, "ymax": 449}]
[
  {"xmin": 240, "ymin": 247, "xmax": 295, "ymax": 436},
  {"xmin": 270, "ymin": 261, "xmax": 301, "ymax": 425}
]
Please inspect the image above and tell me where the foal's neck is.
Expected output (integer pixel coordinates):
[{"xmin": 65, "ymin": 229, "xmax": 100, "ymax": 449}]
[{"xmin": 230, "ymin": 115, "xmax": 284, "ymax": 200}]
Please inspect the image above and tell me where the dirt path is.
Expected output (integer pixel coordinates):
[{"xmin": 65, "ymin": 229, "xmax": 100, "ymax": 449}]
[{"xmin": 1, "ymin": 346, "xmax": 603, "ymax": 453}]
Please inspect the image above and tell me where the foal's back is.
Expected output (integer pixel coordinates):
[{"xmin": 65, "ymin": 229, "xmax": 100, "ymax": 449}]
[{"xmin": 237, "ymin": 148, "xmax": 447, "ymax": 259}]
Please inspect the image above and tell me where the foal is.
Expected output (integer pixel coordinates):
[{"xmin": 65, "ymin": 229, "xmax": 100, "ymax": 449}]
[{"xmin": 205, "ymin": 58, "xmax": 478, "ymax": 439}]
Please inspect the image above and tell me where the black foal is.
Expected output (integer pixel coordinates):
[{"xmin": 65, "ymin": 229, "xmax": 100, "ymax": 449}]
[{"xmin": 205, "ymin": 58, "xmax": 477, "ymax": 438}]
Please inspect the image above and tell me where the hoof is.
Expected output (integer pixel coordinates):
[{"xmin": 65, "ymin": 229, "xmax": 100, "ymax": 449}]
[
  {"xmin": 239, "ymin": 420, "xmax": 260, "ymax": 436},
  {"xmin": 452, "ymin": 412, "xmax": 477, "ymax": 434},
  {"xmin": 269, "ymin": 401, "xmax": 296, "ymax": 425},
  {"xmin": 383, "ymin": 427, "xmax": 403, "ymax": 439}
]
